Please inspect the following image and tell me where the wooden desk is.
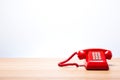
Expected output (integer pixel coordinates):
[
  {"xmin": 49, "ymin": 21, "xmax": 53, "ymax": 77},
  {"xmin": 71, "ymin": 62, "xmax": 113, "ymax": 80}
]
[{"xmin": 0, "ymin": 58, "xmax": 119, "ymax": 80}]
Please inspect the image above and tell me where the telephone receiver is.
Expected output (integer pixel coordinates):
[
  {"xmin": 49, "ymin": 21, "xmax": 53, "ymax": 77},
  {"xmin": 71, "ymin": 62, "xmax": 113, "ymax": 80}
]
[{"xmin": 58, "ymin": 48, "xmax": 112, "ymax": 70}]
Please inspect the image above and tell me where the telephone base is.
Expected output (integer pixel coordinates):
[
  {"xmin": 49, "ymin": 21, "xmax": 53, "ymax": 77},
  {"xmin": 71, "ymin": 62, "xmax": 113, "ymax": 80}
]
[{"xmin": 85, "ymin": 60, "xmax": 109, "ymax": 70}]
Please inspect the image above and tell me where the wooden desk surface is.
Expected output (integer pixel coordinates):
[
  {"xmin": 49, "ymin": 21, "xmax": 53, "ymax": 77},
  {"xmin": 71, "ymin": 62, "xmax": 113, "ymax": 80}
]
[{"xmin": 0, "ymin": 58, "xmax": 119, "ymax": 80}]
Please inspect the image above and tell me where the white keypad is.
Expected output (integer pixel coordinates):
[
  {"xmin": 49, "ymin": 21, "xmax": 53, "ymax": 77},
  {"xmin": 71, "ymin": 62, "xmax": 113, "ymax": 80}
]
[{"xmin": 92, "ymin": 52, "xmax": 101, "ymax": 60}]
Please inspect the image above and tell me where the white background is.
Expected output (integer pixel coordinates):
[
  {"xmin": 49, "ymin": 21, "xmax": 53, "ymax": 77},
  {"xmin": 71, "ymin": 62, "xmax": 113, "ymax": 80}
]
[{"xmin": 0, "ymin": 0, "xmax": 120, "ymax": 58}]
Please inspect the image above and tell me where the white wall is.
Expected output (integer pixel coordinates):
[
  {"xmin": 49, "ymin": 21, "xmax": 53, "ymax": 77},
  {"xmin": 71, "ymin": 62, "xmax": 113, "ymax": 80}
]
[{"xmin": 0, "ymin": 0, "xmax": 120, "ymax": 58}]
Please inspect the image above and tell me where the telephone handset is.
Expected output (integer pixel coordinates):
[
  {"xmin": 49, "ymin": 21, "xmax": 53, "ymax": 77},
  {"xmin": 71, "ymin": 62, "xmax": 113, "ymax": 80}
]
[{"xmin": 58, "ymin": 48, "xmax": 112, "ymax": 70}]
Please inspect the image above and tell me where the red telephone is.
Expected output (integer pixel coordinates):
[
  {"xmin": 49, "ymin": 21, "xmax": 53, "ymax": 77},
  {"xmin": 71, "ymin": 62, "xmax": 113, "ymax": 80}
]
[{"xmin": 58, "ymin": 48, "xmax": 112, "ymax": 70}]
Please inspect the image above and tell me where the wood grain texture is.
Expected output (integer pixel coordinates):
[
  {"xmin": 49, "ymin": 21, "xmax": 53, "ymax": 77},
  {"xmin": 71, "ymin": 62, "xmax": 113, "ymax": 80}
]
[{"xmin": 0, "ymin": 58, "xmax": 119, "ymax": 80}]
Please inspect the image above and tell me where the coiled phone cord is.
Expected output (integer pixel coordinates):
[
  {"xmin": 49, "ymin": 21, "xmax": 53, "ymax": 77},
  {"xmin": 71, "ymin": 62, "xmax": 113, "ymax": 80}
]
[{"xmin": 58, "ymin": 52, "xmax": 84, "ymax": 67}]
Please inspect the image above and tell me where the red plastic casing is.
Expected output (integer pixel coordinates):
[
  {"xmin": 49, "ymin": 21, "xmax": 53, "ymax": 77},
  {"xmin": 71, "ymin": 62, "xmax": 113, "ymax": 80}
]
[
  {"xmin": 85, "ymin": 51, "xmax": 109, "ymax": 70},
  {"xmin": 77, "ymin": 48, "xmax": 112, "ymax": 70}
]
